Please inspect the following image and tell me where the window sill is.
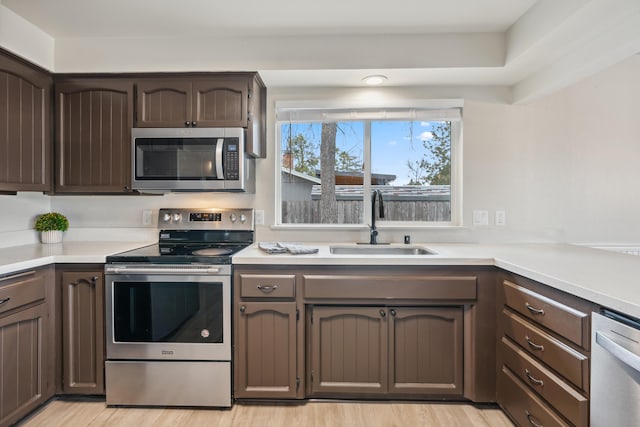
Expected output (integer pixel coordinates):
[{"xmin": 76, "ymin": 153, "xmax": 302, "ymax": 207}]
[{"xmin": 270, "ymin": 223, "xmax": 466, "ymax": 231}]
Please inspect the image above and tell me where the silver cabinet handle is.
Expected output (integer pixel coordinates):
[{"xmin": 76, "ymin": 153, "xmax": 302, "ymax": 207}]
[
  {"xmin": 596, "ymin": 331, "xmax": 640, "ymax": 373},
  {"xmin": 525, "ymin": 369, "xmax": 544, "ymax": 387},
  {"xmin": 0, "ymin": 297, "xmax": 11, "ymax": 305},
  {"xmin": 525, "ymin": 410, "xmax": 543, "ymax": 427},
  {"xmin": 525, "ymin": 302, "xmax": 545, "ymax": 315},
  {"xmin": 257, "ymin": 284, "xmax": 278, "ymax": 293},
  {"xmin": 525, "ymin": 336, "xmax": 545, "ymax": 351}
]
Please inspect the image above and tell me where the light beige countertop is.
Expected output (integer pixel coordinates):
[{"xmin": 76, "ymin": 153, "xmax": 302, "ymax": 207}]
[
  {"xmin": 234, "ymin": 242, "xmax": 640, "ymax": 319},
  {"xmin": 0, "ymin": 241, "xmax": 154, "ymax": 276},
  {"xmin": 2, "ymin": 240, "xmax": 639, "ymax": 319}
]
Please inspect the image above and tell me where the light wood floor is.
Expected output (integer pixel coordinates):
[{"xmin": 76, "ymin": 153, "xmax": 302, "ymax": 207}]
[{"xmin": 18, "ymin": 397, "xmax": 514, "ymax": 427}]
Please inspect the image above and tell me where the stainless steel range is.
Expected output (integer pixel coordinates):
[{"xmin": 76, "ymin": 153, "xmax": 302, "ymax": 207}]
[{"xmin": 104, "ymin": 208, "xmax": 253, "ymax": 407}]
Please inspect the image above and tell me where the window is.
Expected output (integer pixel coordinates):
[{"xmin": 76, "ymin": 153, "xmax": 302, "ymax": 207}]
[{"xmin": 276, "ymin": 103, "xmax": 462, "ymax": 226}]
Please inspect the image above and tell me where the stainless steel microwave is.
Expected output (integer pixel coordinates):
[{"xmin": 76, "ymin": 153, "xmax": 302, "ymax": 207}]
[{"xmin": 131, "ymin": 128, "xmax": 254, "ymax": 193}]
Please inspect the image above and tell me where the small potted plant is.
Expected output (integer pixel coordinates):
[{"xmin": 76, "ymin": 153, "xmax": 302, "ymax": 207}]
[{"xmin": 35, "ymin": 212, "xmax": 69, "ymax": 244}]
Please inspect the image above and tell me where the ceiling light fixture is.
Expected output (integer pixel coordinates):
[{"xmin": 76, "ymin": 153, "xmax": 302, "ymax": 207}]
[{"xmin": 362, "ymin": 75, "xmax": 388, "ymax": 86}]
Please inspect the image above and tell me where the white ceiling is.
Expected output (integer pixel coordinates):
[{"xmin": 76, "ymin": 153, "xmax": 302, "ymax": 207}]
[
  {"xmin": 1, "ymin": 0, "xmax": 639, "ymax": 102},
  {"xmin": 1, "ymin": 0, "xmax": 537, "ymax": 37}
]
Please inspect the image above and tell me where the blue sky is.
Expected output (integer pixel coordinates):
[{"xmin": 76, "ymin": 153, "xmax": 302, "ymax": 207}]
[{"xmin": 282, "ymin": 121, "xmax": 440, "ymax": 185}]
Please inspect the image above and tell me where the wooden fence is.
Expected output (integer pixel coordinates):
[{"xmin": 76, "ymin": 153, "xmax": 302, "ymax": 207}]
[{"xmin": 282, "ymin": 200, "xmax": 451, "ymax": 224}]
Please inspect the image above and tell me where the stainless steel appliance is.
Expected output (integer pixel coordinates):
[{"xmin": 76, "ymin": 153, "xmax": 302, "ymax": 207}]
[
  {"xmin": 104, "ymin": 208, "xmax": 254, "ymax": 407},
  {"xmin": 131, "ymin": 127, "xmax": 254, "ymax": 193},
  {"xmin": 591, "ymin": 309, "xmax": 640, "ymax": 426}
]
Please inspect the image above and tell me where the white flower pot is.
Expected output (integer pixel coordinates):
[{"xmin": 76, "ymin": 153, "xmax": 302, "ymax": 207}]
[{"xmin": 41, "ymin": 230, "xmax": 63, "ymax": 244}]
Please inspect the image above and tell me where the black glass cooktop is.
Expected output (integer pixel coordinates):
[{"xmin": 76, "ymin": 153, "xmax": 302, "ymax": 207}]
[
  {"xmin": 106, "ymin": 243, "xmax": 251, "ymax": 264},
  {"xmin": 107, "ymin": 229, "xmax": 253, "ymax": 264}
]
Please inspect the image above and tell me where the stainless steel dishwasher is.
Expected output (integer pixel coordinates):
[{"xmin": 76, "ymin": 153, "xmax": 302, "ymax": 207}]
[{"xmin": 591, "ymin": 310, "xmax": 640, "ymax": 426}]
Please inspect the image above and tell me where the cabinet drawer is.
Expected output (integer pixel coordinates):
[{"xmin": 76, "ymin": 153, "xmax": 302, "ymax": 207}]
[
  {"xmin": 502, "ymin": 309, "xmax": 588, "ymax": 391},
  {"xmin": 239, "ymin": 274, "xmax": 295, "ymax": 299},
  {"xmin": 0, "ymin": 270, "xmax": 45, "ymax": 315},
  {"xmin": 502, "ymin": 280, "xmax": 589, "ymax": 349},
  {"xmin": 303, "ymin": 275, "xmax": 477, "ymax": 300},
  {"xmin": 501, "ymin": 337, "xmax": 588, "ymax": 426},
  {"xmin": 499, "ymin": 366, "xmax": 570, "ymax": 427}
]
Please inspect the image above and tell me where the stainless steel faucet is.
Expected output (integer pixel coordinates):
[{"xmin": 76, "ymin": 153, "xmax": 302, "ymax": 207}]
[{"xmin": 370, "ymin": 190, "xmax": 385, "ymax": 244}]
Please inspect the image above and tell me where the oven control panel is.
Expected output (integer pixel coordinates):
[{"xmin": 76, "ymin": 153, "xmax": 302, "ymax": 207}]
[
  {"xmin": 158, "ymin": 208, "xmax": 254, "ymax": 230},
  {"xmin": 190, "ymin": 212, "xmax": 223, "ymax": 222}
]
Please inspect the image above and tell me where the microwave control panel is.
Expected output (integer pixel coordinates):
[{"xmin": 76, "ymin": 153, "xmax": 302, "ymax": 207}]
[{"xmin": 224, "ymin": 139, "xmax": 240, "ymax": 180}]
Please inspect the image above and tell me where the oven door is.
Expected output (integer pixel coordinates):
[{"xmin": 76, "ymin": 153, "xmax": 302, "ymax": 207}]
[{"xmin": 105, "ymin": 266, "xmax": 230, "ymax": 361}]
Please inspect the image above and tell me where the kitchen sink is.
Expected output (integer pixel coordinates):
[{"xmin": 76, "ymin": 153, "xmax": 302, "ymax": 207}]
[{"xmin": 329, "ymin": 245, "xmax": 436, "ymax": 256}]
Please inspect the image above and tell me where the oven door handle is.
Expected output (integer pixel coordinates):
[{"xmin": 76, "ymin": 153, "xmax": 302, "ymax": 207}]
[{"xmin": 106, "ymin": 266, "xmax": 222, "ymax": 274}]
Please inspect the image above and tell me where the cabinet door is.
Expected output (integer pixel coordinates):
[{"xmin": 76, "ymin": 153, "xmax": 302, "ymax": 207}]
[
  {"xmin": 193, "ymin": 77, "xmax": 248, "ymax": 127},
  {"xmin": 56, "ymin": 79, "xmax": 134, "ymax": 193},
  {"xmin": 235, "ymin": 302, "xmax": 298, "ymax": 398},
  {"xmin": 0, "ymin": 304, "xmax": 48, "ymax": 426},
  {"xmin": 0, "ymin": 52, "xmax": 51, "ymax": 192},
  {"xmin": 309, "ymin": 306, "xmax": 388, "ymax": 395},
  {"xmin": 245, "ymin": 74, "xmax": 266, "ymax": 158},
  {"xmin": 388, "ymin": 307, "xmax": 464, "ymax": 396},
  {"xmin": 136, "ymin": 80, "xmax": 192, "ymax": 127},
  {"xmin": 61, "ymin": 272, "xmax": 104, "ymax": 394}
]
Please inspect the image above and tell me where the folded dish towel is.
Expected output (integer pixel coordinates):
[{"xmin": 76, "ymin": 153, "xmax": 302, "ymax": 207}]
[{"xmin": 258, "ymin": 242, "xmax": 319, "ymax": 255}]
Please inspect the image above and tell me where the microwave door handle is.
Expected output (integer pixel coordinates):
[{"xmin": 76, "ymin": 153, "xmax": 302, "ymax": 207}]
[{"xmin": 215, "ymin": 138, "xmax": 224, "ymax": 179}]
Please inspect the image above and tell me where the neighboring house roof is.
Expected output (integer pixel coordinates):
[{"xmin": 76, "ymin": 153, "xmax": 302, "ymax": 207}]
[
  {"xmin": 313, "ymin": 170, "xmax": 397, "ymax": 185},
  {"xmin": 311, "ymin": 185, "xmax": 450, "ymax": 201},
  {"xmin": 281, "ymin": 168, "xmax": 397, "ymax": 186},
  {"xmin": 281, "ymin": 167, "xmax": 321, "ymax": 184}
]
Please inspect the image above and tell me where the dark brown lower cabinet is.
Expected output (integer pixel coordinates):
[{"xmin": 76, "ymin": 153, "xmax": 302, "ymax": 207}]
[
  {"xmin": 60, "ymin": 271, "xmax": 105, "ymax": 394},
  {"xmin": 310, "ymin": 306, "xmax": 388, "ymax": 395},
  {"xmin": 235, "ymin": 265, "xmax": 495, "ymax": 402},
  {"xmin": 309, "ymin": 306, "xmax": 464, "ymax": 398},
  {"xmin": 234, "ymin": 302, "xmax": 298, "ymax": 398},
  {"xmin": 496, "ymin": 272, "xmax": 594, "ymax": 426},
  {"xmin": 389, "ymin": 307, "xmax": 463, "ymax": 395},
  {"xmin": 0, "ymin": 267, "xmax": 54, "ymax": 427},
  {"xmin": 499, "ymin": 366, "xmax": 570, "ymax": 427},
  {"xmin": 0, "ymin": 303, "xmax": 49, "ymax": 427}
]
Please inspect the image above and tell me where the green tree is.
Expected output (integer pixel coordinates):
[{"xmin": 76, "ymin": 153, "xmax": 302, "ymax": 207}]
[
  {"xmin": 413, "ymin": 121, "xmax": 451, "ymax": 185},
  {"xmin": 284, "ymin": 133, "xmax": 319, "ymax": 175},
  {"xmin": 336, "ymin": 149, "xmax": 362, "ymax": 172},
  {"xmin": 423, "ymin": 122, "xmax": 451, "ymax": 185},
  {"xmin": 406, "ymin": 159, "xmax": 425, "ymax": 185}
]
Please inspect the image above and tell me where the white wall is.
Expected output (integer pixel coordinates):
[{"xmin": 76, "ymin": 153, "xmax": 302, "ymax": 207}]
[
  {"xmin": 1, "ymin": 55, "xmax": 639, "ymax": 246},
  {"xmin": 0, "ymin": 192, "xmax": 50, "ymax": 247},
  {"xmin": 0, "ymin": 5, "xmax": 54, "ymax": 69},
  {"xmin": 255, "ymin": 54, "xmax": 640, "ymax": 244}
]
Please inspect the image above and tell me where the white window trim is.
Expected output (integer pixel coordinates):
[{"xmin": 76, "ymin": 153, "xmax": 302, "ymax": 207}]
[{"xmin": 274, "ymin": 99, "xmax": 464, "ymax": 228}]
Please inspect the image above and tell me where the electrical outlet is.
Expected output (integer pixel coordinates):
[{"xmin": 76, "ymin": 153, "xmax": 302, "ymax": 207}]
[
  {"xmin": 142, "ymin": 209, "xmax": 153, "ymax": 226},
  {"xmin": 495, "ymin": 210, "xmax": 506, "ymax": 226},
  {"xmin": 255, "ymin": 210, "xmax": 265, "ymax": 225},
  {"xmin": 472, "ymin": 210, "xmax": 489, "ymax": 226}
]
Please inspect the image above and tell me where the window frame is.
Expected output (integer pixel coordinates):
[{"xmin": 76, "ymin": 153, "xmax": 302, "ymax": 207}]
[{"xmin": 274, "ymin": 100, "xmax": 463, "ymax": 229}]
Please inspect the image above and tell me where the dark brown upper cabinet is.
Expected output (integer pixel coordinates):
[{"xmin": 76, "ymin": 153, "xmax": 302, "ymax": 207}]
[
  {"xmin": 0, "ymin": 49, "xmax": 52, "ymax": 193},
  {"xmin": 55, "ymin": 78, "xmax": 134, "ymax": 194},
  {"xmin": 136, "ymin": 73, "xmax": 266, "ymax": 158}
]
